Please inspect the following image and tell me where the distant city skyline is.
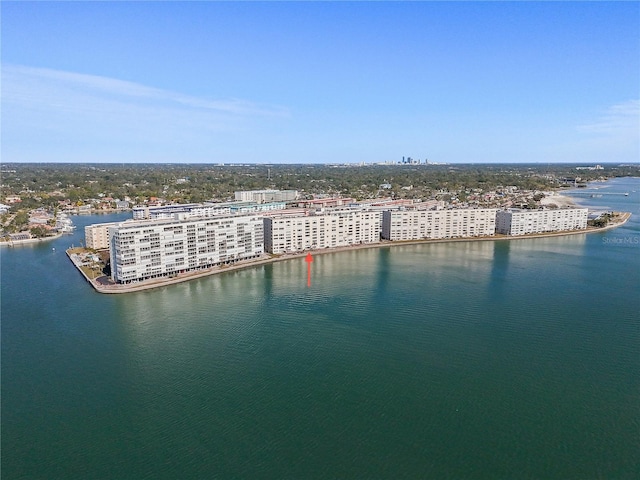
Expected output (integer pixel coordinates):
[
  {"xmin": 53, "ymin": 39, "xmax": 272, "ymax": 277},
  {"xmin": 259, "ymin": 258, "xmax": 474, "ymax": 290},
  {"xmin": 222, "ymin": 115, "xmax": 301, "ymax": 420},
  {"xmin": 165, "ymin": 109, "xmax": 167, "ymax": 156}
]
[{"xmin": 2, "ymin": 1, "xmax": 638, "ymax": 164}]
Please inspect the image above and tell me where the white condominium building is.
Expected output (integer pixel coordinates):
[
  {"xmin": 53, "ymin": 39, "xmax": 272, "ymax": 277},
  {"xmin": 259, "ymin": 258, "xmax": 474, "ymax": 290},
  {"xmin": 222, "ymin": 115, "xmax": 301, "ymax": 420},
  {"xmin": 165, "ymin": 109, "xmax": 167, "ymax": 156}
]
[
  {"xmin": 381, "ymin": 208, "xmax": 497, "ymax": 241},
  {"xmin": 495, "ymin": 208, "xmax": 588, "ymax": 235},
  {"xmin": 109, "ymin": 214, "xmax": 264, "ymax": 284},
  {"xmin": 132, "ymin": 203, "xmax": 232, "ymax": 220},
  {"xmin": 263, "ymin": 210, "xmax": 381, "ymax": 254},
  {"xmin": 229, "ymin": 202, "xmax": 286, "ymax": 214},
  {"xmin": 235, "ymin": 189, "xmax": 298, "ymax": 204}
]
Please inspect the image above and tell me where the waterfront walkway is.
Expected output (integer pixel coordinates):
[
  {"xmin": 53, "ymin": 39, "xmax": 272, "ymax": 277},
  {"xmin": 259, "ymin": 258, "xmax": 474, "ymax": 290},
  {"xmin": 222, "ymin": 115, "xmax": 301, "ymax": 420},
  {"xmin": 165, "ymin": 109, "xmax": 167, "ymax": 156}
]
[{"xmin": 68, "ymin": 211, "xmax": 631, "ymax": 294}]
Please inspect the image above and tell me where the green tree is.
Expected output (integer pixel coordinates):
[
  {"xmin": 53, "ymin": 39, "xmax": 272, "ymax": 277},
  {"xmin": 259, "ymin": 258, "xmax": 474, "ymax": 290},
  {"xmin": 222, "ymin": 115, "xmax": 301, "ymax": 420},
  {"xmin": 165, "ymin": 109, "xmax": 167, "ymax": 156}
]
[
  {"xmin": 12, "ymin": 210, "xmax": 29, "ymax": 229},
  {"xmin": 29, "ymin": 226, "xmax": 49, "ymax": 238}
]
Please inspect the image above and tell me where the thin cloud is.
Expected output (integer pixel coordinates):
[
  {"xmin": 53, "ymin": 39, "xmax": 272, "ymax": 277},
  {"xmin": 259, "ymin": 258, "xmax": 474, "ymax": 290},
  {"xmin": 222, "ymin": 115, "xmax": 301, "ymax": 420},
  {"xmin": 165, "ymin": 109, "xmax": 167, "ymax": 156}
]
[
  {"xmin": 2, "ymin": 64, "xmax": 289, "ymax": 119},
  {"xmin": 577, "ymin": 99, "xmax": 640, "ymax": 136},
  {"xmin": 1, "ymin": 64, "xmax": 290, "ymax": 161},
  {"xmin": 570, "ymin": 99, "xmax": 639, "ymax": 163}
]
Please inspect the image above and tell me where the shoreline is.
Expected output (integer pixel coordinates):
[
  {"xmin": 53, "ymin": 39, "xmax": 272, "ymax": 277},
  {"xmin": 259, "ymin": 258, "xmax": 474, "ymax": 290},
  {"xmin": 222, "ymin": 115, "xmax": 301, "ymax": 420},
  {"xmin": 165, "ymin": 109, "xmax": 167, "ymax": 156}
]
[
  {"xmin": 69, "ymin": 211, "xmax": 631, "ymax": 294},
  {"xmin": 0, "ymin": 233, "xmax": 64, "ymax": 247}
]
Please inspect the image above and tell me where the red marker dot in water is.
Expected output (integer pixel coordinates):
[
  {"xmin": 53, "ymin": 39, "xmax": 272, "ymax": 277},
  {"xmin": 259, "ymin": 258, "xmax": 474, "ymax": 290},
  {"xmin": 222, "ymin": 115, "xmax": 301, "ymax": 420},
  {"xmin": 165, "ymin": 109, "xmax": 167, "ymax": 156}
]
[{"xmin": 305, "ymin": 252, "xmax": 313, "ymax": 287}]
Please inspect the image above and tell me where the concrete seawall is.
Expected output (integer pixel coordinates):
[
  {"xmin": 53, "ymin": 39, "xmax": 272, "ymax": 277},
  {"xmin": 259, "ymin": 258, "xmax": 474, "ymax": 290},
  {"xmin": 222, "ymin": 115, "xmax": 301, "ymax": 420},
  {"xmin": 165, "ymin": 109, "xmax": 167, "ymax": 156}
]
[{"xmin": 1, "ymin": 233, "xmax": 64, "ymax": 247}]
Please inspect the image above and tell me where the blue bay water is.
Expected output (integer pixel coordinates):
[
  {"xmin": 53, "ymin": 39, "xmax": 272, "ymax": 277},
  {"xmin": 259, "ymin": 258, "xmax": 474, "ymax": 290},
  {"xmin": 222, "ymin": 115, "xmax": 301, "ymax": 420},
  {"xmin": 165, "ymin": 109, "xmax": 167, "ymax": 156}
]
[{"xmin": 2, "ymin": 178, "xmax": 639, "ymax": 479}]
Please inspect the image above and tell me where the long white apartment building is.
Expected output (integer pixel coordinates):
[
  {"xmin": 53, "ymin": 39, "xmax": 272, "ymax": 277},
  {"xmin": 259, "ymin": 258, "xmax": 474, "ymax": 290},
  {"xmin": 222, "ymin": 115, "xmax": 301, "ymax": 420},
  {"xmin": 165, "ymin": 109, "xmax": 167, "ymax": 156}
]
[
  {"xmin": 495, "ymin": 208, "xmax": 588, "ymax": 235},
  {"xmin": 132, "ymin": 203, "xmax": 231, "ymax": 220},
  {"xmin": 235, "ymin": 189, "xmax": 298, "ymax": 204},
  {"xmin": 381, "ymin": 208, "xmax": 497, "ymax": 241},
  {"xmin": 263, "ymin": 209, "xmax": 381, "ymax": 254},
  {"xmin": 109, "ymin": 214, "xmax": 264, "ymax": 284},
  {"xmin": 133, "ymin": 201, "xmax": 287, "ymax": 220},
  {"xmin": 229, "ymin": 202, "xmax": 286, "ymax": 214}
]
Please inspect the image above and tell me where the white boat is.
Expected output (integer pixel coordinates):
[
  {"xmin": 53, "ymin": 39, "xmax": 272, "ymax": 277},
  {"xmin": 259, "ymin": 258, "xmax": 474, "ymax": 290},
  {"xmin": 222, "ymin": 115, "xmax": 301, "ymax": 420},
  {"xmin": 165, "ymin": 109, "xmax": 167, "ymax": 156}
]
[
  {"xmin": 58, "ymin": 224, "xmax": 76, "ymax": 233},
  {"xmin": 55, "ymin": 213, "xmax": 76, "ymax": 233}
]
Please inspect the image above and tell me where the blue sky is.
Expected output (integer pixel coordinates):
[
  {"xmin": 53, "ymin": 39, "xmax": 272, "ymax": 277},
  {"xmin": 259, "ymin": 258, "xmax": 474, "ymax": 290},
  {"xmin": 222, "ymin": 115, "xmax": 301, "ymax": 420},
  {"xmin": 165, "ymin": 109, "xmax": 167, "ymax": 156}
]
[{"xmin": 2, "ymin": 1, "xmax": 639, "ymax": 164}]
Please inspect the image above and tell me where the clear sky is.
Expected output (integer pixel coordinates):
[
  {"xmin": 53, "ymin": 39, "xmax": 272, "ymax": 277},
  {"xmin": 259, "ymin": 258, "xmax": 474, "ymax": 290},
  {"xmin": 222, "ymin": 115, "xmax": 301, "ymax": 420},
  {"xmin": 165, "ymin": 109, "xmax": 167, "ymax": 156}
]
[{"xmin": 2, "ymin": 1, "xmax": 639, "ymax": 164}]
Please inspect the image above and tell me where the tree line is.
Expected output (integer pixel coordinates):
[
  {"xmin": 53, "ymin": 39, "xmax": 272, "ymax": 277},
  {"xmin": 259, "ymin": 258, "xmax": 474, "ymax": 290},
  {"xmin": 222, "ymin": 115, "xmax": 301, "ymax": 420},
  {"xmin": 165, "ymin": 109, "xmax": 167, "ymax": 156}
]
[{"xmin": 1, "ymin": 162, "xmax": 637, "ymax": 206}]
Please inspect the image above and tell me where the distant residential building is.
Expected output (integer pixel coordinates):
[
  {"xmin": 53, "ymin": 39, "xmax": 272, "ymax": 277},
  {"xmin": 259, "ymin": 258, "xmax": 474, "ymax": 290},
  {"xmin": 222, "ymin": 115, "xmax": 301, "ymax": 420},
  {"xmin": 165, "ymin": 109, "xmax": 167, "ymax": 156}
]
[
  {"xmin": 359, "ymin": 198, "xmax": 415, "ymax": 209},
  {"xmin": 8, "ymin": 232, "xmax": 31, "ymax": 241},
  {"xmin": 28, "ymin": 216, "xmax": 51, "ymax": 225},
  {"xmin": 134, "ymin": 203, "xmax": 199, "ymax": 220},
  {"xmin": 263, "ymin": 209, "xmax": 381, "ymax": 254},
  {"xmin": 297, "ymin": 197, "xmax": 356, "ymax": 209},
  {"xmin": 132, "ymin": 201, "xmax": 288, "ymax": 221},
  {"xmin": 115, "ymin": 200, "xmax": 130, "ymax": 210},
  {"xmin": 229, "ymin": 202, "xmax": 286, "ymax": 214},
  {"xmin": 235, "ymin": 189, "xmax": 298, "ymax": 203},
  {"xmin": 381, "ymin": 208, "xmax": 497, "ymax": 241},
  {"xmin": 495, "ymin": 208, "xmax": 588, "ymax": 236},
  {"xmin": 5, "ymin": 195, "xmax": 21, "ymax": 204},
  {"xmin": 29, "ymin": 208, "xmax": 54, "ymax": 225},
  {"xmin": 132, "ymin": 203, "xmax": 231, "ymax": 220},
  {"xmin": 108, "ymin": 214, "xmax": 264, "ymax": 284},
  {"xmin": 575, "ymin": 165, "xmax": 604, "ymax": 171}
]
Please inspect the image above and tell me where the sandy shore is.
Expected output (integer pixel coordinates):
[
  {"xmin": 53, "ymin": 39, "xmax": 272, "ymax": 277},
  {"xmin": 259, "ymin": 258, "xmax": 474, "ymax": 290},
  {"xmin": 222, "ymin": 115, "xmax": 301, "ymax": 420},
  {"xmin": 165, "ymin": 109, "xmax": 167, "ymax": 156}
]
[
  {"xmin": 68, "ymin": 211, "xmax": 631, "ymax": 295},
  {"xmin": 539, "ymin": 192, "xmax": 579, "ymax": 208}
]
